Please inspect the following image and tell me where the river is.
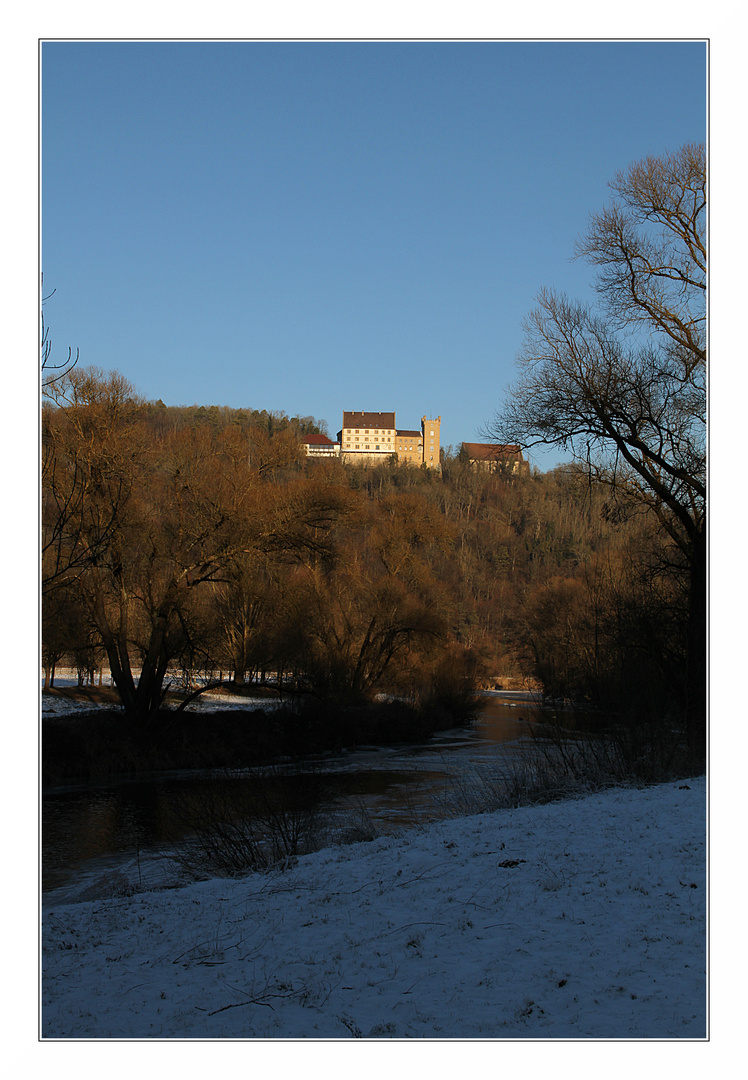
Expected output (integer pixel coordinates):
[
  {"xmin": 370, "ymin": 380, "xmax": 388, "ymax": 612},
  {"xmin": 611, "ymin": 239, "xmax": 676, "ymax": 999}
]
[{"xmin": 42, "ymin": 692, "xmax": 541, "ymax": 899}]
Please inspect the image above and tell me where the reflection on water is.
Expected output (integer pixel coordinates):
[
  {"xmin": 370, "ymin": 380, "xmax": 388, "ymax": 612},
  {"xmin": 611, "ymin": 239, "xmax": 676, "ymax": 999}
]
[{"xmin": 42, "ymin": 694, "xmax": 539, "ymax": 893}]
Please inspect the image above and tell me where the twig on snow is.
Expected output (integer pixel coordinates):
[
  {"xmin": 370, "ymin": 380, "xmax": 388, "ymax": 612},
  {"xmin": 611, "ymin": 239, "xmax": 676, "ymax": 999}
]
[
  {"xmin": 394, "ymin": 862, "xmax": 451, "ymax": 888},
  {"xmin": 208, "ymin": 998, "xmax": 275, "ymax": 1015},
  {"xmin": 385, "ymin": 920, "xmax": 446, "ymax": 936}
]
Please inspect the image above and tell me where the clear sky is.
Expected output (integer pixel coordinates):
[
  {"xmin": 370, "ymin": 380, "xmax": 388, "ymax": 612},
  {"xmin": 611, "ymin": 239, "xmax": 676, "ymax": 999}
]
[{"xmin": 41, "ymin": 40, "xmax": 706, "ymax": 470}]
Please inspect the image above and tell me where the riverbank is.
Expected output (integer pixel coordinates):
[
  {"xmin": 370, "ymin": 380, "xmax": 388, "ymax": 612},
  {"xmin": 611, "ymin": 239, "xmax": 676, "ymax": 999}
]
[
  {"xmin": 42, "ymin": 776, "xmax": 706, "ymax": 1039},
  {"xmin": 41, "ymin": 690, "xmax": 484, "ymax": 788}
]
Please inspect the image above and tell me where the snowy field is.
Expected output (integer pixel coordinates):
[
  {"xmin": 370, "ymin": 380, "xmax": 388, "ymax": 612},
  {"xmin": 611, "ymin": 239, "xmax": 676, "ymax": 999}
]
[{"xmin": 42, "ymin": 777, "xmax": 706, "ymax": 1040}]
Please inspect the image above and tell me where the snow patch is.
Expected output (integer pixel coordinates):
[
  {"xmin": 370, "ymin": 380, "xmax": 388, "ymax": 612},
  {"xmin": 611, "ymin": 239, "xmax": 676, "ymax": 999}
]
[{"xmin": 42, "ymin": 777, "xmax": 706, "ymax": 1039}]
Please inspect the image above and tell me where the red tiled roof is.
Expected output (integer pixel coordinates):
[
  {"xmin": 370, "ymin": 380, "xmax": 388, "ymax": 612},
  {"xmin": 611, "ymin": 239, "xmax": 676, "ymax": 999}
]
[
  {"xmin": 462, "ymin": 442, "xmax": 522, "ymax": 460},
  {"xmin": 396, "ymin": 429, "xmax": 421, "ymax": 439},
  {"xmin": 303, "ymin": 433, "xmax": 336, "ymax": 446}
]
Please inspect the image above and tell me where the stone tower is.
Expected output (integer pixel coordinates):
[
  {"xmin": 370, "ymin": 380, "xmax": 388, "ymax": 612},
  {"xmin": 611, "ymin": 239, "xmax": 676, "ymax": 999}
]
[{"xmin": 421, "ymin": 415, "xmax": 441, "ymax": 469}]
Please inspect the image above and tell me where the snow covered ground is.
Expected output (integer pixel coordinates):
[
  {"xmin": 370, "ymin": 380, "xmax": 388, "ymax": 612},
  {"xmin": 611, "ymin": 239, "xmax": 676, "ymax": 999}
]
[
  {"xmin": 41, "ymin": 670, "xmax": 286, "ymax": 716},
  {"xmin": 41, "ymin": 690, "xmax": 286, "ymax": 717},
  {"xmin": 41, "ymin": 776, "xmax": 706, "ymax": 1040}
]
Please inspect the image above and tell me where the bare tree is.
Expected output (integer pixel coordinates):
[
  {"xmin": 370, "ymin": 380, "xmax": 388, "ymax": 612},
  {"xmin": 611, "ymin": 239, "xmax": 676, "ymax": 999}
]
[
  {"xmin": 488, "ymin": 144, "xmax": 706, "ymax": 760},
  {"xmin": 41, "ymin": 282, "xmax": 79, "ymax": 388},
  {"xmin": 42, "ymin": 368, "xmax": 141, "ymax": 595},
  {"xmin": 44, "ymin": 377, "xmax": 361, "ymax": 725}
]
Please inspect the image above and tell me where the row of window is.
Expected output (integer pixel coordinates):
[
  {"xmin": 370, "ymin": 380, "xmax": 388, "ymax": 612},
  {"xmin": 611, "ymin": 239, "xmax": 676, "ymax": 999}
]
[
  {"xmin": 344, "ymin": 438, "xmax": 393, "ymax": 445},
  {"xmin": 344, "ymin": 441, "xmax": 425, "ymax": 446},
  {"xmin": 342, "ymin": 443, "xmax": 424, "ymax": 452},
  {"xmin": 345, "ymin": 429, "xmax": 438, "ymax": 439},
  {"xmin": 343, "ymin": 432, "xmax": 437, "ymax": 440},
  {"xmin": 344, "ymin": 426, "xmax": 437, "ymax": 434},
  {"xmin": 348, "ymin": 428, "xmax": 394, "ymax": 435}
]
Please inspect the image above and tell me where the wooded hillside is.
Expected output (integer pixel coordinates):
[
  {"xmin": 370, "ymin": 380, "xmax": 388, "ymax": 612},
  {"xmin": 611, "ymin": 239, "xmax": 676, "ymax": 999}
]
[{"xmin": 43, "ymin": 372, "xmax": 697, "ymax": 773}]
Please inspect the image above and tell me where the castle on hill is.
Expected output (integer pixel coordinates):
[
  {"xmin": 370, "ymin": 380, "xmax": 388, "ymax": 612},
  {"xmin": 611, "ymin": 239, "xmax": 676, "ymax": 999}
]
[
  {"xmin": 338, "ymin": 411, "xmax": 441, "ymax": 469},
  {"xmin": 302, "ymin": 411, "xmax": 526, "ymax": 473}
]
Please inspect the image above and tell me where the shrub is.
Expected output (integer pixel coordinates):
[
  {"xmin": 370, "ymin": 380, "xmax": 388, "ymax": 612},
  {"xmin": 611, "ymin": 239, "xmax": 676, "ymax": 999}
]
[{"xmin": 169, "ymin": 766, "xmax": 328, "ymax": 875}]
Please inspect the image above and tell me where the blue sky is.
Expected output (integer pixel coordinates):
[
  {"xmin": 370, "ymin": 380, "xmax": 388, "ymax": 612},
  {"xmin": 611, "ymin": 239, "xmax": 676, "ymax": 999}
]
[{"xmin": 41, "ymin": 40, "xmax": 706, "ymax": 470}]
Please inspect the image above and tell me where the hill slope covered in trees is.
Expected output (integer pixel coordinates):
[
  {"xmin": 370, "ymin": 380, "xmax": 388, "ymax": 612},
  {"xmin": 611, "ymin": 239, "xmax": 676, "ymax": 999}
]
[{"xmin": 43, "ymin": 378, "xmax": 700, "ymax": 778}]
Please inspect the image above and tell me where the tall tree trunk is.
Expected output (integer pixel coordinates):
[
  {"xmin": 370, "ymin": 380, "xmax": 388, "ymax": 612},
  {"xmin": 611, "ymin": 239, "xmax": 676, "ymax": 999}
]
[
  {"xmin": 134, "ymin": 605, "xmax": 174, "ymax": 725},
  {"xmin": 233, "ymin": 645, "xmax": 246, "ymax": 685}
]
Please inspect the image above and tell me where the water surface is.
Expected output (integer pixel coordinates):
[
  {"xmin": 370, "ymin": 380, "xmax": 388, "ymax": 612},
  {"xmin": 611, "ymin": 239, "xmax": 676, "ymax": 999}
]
[{"xmin": 42, "ymin": 693, "xmax": 539, "ymax": 895}]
